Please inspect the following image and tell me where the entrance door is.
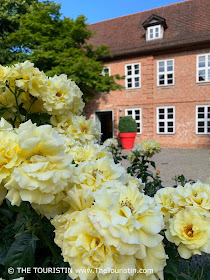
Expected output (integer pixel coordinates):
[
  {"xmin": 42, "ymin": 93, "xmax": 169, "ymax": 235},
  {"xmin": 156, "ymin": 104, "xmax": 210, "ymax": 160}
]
[{"xmin": 95, "ymin": 111, "xmax": 113, "ymax": 143}]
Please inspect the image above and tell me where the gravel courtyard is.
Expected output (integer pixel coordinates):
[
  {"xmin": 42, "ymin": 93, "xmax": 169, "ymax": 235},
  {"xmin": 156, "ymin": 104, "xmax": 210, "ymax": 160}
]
[{"xmin": 122, "ymin": 148, "xmax": 210, "ymax": 187}]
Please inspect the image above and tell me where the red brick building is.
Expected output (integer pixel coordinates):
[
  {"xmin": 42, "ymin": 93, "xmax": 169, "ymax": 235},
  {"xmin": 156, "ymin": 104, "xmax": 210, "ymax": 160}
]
[{"xmin": 85, "ymin": 0, "xmax": 210, "ymax": 147}]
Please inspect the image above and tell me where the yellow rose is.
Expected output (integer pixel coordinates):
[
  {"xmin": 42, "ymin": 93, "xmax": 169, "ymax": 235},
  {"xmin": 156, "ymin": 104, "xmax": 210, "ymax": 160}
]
[
  {"xmin": 89, "ymin": 184, "xmax": 164, "ymax": 256},
  {"xmin": 50, "ymin": 113, "xmax": 74, "ymax": 134},
  {"xmin": 131, "ymin": 242, "xmax": 168, "ymax": 280},
  {"xmin": 0, "ymin": 65, "xmax": 11, "ymax": 86},
  {"xmin": 125, "ymin": 174, "xmax": 145, "ymax": 193},
  {"xmin": 13, "ymin": 60, "xmax": 48, "ymax": 98},
  {"xmin": 129, "ymin": 140, "xmax": 161, "ymax": 161},
  {"xmin": 103, "ymin": 138, "xmax": 118, "ymax": 148},
  {"xmin": 66, "ymin": 115, "xmax": 101, "ymax": 144},
  {"xmin": 181, "ymin": 181, "xmax": 210, "ymax": 216},
  {"xmin": 165, "ymin": 208, "xmax": 210, "ymax": 259},
  {"xmin": 5, "ymin": 121, "xmax": 73, "ymax": 216},
  {"xmin": 52, "ymin": 209, "xmax": 136, "ymax": 280},
  {"xmin": 67, "ymin": 143, "xmax": 111, "ymax": 164},
  {"xmin": 70, "ymin": 157, "xmax": 125, "ymax": 192},
  {"xmin": 0, "ymin": 129, "xmax": 23, "ymax": 183},
  {"xmin": 63, "ymin": 185, "xmax": 94, "ymax": 211},
  {"xmin": 154, "ymin": 187, "xmax": 181, "ymax": 222},
  {"xmin": 41, "ymin": 74, "xmax": 84, "ymax": 115}
]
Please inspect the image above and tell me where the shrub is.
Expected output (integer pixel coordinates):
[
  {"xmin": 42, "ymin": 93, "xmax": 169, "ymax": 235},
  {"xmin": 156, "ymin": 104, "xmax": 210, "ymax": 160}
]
[{"xmin": 118, "ymin": 116, "xmax": 137, "ymax": 133}]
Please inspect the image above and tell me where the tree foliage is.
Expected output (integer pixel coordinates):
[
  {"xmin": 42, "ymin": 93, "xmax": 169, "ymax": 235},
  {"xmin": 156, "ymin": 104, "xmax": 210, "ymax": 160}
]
[
  {"xmin": 6, "ymin": 1, "xmax": 123, "ymax": 101},
  {"xmin": 0, "ymin": 0, "xmax": 37, "ymax": 65}
]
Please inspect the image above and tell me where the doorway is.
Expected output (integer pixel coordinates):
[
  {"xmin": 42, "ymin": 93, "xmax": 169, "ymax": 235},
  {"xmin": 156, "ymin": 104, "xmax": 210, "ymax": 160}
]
[{"xmin": 94, "ymin": 111, "xmax": 113, "ymax": 143}]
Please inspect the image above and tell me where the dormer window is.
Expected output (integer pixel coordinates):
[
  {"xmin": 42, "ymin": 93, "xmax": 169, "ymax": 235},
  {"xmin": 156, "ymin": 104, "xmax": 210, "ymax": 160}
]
[
  {"xmin": 148, "ymin": 25, "xmax": 162, "ymax": 40},
  {"xmin": 142, "ymin": 14, "xmax": 167, "ymax": 42}
]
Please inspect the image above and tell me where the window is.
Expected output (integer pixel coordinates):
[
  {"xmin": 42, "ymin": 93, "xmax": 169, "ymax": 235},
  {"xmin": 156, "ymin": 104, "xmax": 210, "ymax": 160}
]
[
  {"xmin": 157, "ymin": 59, "xmax": 174, "ymax": 86},
  {"xmin": 196, "ymin": 105, "xmax": 210, "ymax": 134},
  {"xmin": 197, "ymin": 54, "xmax": 210, "ymax": 82},
  {"xmin": 125, "ymin": 63, "xmax": 141, "ymax": 89},
  {"xmin": 157, "ymin": 106, "xmax": 175, "ymax": 134},
  {"xmin": 125, "ymin": 108, "xmax": 142, "ymax": 134},
  {"xmin": 101, "ymin": 66, "xmax": 110, "ymax": 76},
  {"xmin": 147, "ymin": 25, "xmax": 162, "ymax": 40}
]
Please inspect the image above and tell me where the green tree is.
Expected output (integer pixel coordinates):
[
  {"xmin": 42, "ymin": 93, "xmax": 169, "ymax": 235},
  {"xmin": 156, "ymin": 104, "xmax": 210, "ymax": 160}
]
[
  {"xmin": 0, "ymin": 0, "xmax": 37, "ymax": 65},
  {"xmin": 8, "ymin": 1, "xmax": 123, "ymax": 101}
]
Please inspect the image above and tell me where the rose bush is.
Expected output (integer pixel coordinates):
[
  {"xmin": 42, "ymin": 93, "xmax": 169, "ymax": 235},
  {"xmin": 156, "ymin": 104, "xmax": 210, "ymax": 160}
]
[{"xmin": 0, "ymin": 61, "xmax": 209, "ymax": 280}]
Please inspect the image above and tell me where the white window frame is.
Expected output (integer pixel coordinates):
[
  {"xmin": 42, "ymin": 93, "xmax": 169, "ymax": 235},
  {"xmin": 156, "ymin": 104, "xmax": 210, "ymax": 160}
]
[
  {"xmin": 125, "ymin": 63, "xmax": 141, "ymax": 89},
  {"xmin": 196, "ymin": 105, "xmax": 210, "ymax": 134},
  {"xmin": 197, "ymin": 54, "xmax": 210, "ymax": 83},
  {"xmin": 147, "ymin": 25, "xmax": 162, "ymax": 41},
  {"xmin": 157, "ymin": 106, "xmax": 175, "ymax": 134},
  {"xmin": 125, "ymin": 108, "xmax": 142, "ymax": 134},
  {"xmin": 101, "ymin": 66, "xmax": 111, "ymax": 76},
  {"xmin": 157, "ymin": 59, "xmax": 174, "ymax": 86}
]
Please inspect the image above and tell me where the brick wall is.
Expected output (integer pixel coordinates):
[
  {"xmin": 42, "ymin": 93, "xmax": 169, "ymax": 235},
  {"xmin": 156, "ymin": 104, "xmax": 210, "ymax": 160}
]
[{"xmin": 85, "ymin": 48, "xmax": 210, "ymax": 148}]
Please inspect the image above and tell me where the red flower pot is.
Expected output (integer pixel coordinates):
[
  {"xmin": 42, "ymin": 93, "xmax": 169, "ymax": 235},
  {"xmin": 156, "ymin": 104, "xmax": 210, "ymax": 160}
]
[{"xmin": 119, "ymin": 132, "xmax": 137, "ymax": 150}]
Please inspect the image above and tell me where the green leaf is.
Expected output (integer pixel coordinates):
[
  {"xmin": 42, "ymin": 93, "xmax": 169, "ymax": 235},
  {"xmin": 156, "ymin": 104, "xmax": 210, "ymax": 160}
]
[
  {"xmin": 0, "ymin": 107, "xmax": 9, "ymax": 117},
  {"xmin": 4, "ymin": 232, "xmax": 36, "ymax": 278},
  {"xmin": 28, "ymin": 113, "xmax": 51, "ymax": 126},
  {"xmin": 0, "ymin": 242, "xmax": 8, "ymax": 265}
]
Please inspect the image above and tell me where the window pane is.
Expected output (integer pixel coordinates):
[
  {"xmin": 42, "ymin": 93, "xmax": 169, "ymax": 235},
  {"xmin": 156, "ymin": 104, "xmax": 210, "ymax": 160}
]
[
  {"xmin": 168, "ymin": 108, "xmax": 173, "ymax": 113},
  {"xmin": 136, "ymin": 115, "xmax": 140, "ymax": 120},
  {"xmin": 199, "ymin": 70, "xmax": 205, "ymax": 81},
  {"xmin": 159, "ymin": 128, "xmax": 164, "ymax": 132},
  {"xmin": 198, "ymin": 122, "xmax": 205, "ymax": 127},
  {"xmin": 198, "ymin": 107, "xmax": 204, "ymax": 112},
  {"xmin": 135, "ymin": 70, "xmax": 139, "ymax": 74},
  {"xmin": 198, "ymin": 127, "xmax": 204, "ymax": 133},
  {"xmin": 168, "ymin": 114, "xmax": 173, "ymax": 119},
  {"xmin": 168, "ymin": 79, "xmax": 173, "ymax": 84},
  {"xmin": 167, "ymin": 60, "xmax": 173, "ymax": 71},
  {"xmin": 159, "ymin": 122, "xmax": 165, "ymax": 127},
  {"xmin": 168, "ymin": 127, "xmax": 173, "ymax": 133},
  {"xmin": 198, "ymin": 113, "xmax": 204, "ymax": 118},
  {"xmin": 159, "ymin": 115, "xmax": 164, "ymax": 119},
  {"xmin": 134, "ymin": 64, "xmax": 139, "ymax": 69},
  {"xmin": 127, "ymin": 66, "xmax": 131, "ymax": 70},
  {"xmin": 159, "ymin": 67, "xmax": 164, "ymax": 72},
  {"xmin": 168, "ymin": 122, "xmax": 173, "ymax": 126},
  {"xmin": 135, "ymin": 110, "xmax": 140, "ymax": 115},
  {"xmin": 198, "ymin": 56, "xmax": 205, "ymax": 68},
  {"xmin": 208, "ymin": 70, "xmax": 210, "ymax": 81},
  {"xmin": 135, "ymin": 82, "xmax": 139, "ymax": 87},
  {"xmin": 127, "ymin": 70, "xmax": 132, "ymax": 75},
  {"xmin": 127, "ymin": 110, "xmax": 132, "ymax": 115},
  {"xmin": 159, "ymin": 61, "xmax": 164, "ymax": 67},
  {"xmin": 208, "ymin": 55, "xmax": 210, "ymax": 66},
  {"xmin": 159, "ymin": 109, "xmax": 164, "ymax": 113},
  {"xmin": 208, "ymin": 107, "xmax": 210, "ymax": 112}
]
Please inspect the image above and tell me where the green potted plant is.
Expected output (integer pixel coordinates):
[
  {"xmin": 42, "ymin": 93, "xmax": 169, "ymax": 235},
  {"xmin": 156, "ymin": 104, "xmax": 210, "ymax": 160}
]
[{"xmin": 118, "ymin": 116, "xmax": 137, "ymax": 149}]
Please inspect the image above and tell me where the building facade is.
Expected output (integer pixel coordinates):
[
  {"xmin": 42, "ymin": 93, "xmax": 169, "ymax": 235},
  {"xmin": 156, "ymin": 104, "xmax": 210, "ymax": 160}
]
[{"xmin": 85, "ymin": 0, "xmax": 210, "ymax": 147}]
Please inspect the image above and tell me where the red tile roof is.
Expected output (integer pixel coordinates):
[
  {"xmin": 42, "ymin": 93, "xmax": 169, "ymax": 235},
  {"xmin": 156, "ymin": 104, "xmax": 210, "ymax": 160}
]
[{"xmin": 88, "ymin": 0, "xmax": 210, "ymax": 58}]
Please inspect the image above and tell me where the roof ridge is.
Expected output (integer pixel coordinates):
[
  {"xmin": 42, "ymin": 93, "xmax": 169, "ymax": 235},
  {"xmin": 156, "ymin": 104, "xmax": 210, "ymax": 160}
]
[{"xmin": 89, "ymin": 0, "xmax": 190, "ymax": 26}]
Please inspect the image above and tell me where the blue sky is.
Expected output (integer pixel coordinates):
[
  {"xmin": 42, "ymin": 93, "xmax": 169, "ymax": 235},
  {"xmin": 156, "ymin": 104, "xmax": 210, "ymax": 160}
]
[{"xmin": 51, "ymin": 0, "xmax": 186, "ymax": 24}]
